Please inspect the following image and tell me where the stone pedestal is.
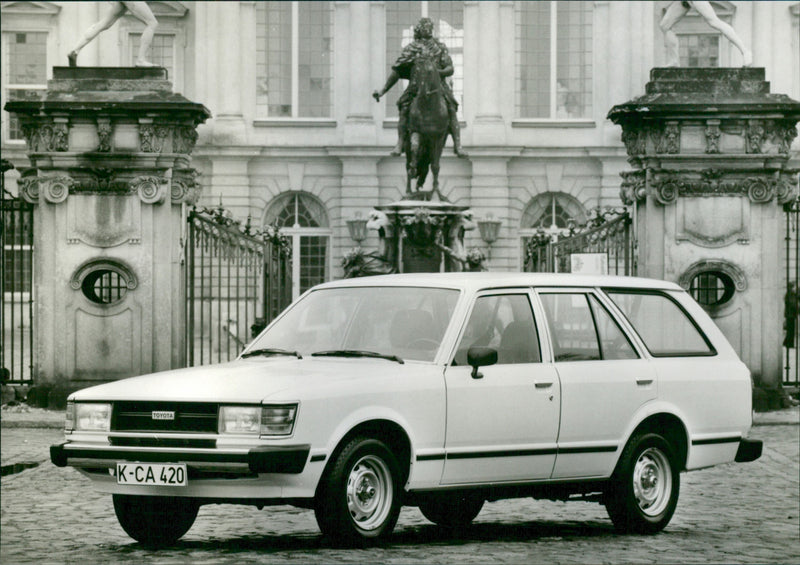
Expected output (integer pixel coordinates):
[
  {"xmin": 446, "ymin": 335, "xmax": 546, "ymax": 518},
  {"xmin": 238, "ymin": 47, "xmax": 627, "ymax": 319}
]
[
  {"xmin": 4, "ymin": 67, "xmax": 209, "ymax": 400},
  {"xmin": 367, "ymin": 200, "xmax": 476, "ymax": 274},
  {"xmin": 608, "ymin": 67, "xmax": 800, "ymax": 390}
]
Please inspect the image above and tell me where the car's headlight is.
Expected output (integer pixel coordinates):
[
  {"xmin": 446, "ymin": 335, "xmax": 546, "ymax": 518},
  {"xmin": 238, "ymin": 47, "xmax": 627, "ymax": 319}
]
[
  {"xmin": 260, "ymin": 404, "xmax": 298, "ymax": 436},
  {"xmin": 74, "ymin": 402, "xmax": 111, "ymax": 432},
  {"xmin": 219, "ymin": 406, "xmax": 261, "ymax": 435},
  {"xmin": 218, "ymin": 404, "xmax": 298, "ymax": 436}
]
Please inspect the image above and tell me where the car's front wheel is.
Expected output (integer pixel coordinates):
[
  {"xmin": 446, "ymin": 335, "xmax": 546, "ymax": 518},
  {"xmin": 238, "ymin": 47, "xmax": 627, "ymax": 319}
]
[
  {"xmin": 605, "ymin": 432, "xmax": 680, "ymax": 534},
  {"xmin": 418, "ymin": 492, "xmax": 484, "ymax": 527},
  {"xmin": 314, "ymin": 437, "xmax": 403, "ymax": 545},
  {"xmin": 113, "ymin": 494, "xmax": 198, "ymax": 546}
]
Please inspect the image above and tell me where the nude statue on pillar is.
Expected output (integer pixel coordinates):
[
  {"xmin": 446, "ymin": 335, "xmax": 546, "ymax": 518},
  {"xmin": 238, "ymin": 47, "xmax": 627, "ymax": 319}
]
[
  {"xmin": 660, "ymin": 1, "xmax": 752, "ymax": 67},
  {"xmin": 68, "ymin": 1, "xmax": 158, "ymax": 67}
]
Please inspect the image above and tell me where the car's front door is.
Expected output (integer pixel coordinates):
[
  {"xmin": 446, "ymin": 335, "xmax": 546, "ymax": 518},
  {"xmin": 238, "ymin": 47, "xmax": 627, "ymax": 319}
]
[
  {"xmin": 537, "ymin": 289, "xmax": 657, "ymax": 479},
  {"xmin": 441, "ymin": 291, "xmax": 561, "ymax": 485}
]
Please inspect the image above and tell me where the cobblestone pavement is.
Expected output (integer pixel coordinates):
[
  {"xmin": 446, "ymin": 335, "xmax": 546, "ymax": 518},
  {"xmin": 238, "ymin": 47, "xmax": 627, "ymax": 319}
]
[{"xmin": 1, "ymin": 424, "xmax": 797, "ymax": 564}]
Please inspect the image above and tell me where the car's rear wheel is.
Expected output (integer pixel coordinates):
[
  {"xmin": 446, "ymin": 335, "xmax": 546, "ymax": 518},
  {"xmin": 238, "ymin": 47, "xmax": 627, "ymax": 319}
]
[
  {"xmin": 418, "ymin": 492, "xmax": 484, "ymax": 527},
  {"xmin": 605, "ymin": 432, "xmax": 680, "ymax": 534},
  {"xmin": 314, "ymin": 437, "xmax": 402, "ymax": 546},
  {"xmin": 113, "ymin": 494, "xmax": 198, "ymax": 546}
]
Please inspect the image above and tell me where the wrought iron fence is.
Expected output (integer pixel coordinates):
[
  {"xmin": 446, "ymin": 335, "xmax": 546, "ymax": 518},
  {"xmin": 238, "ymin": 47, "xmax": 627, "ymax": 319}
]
[
  {"xmin": 524, "ymin": 209, "xmax": 635, "ymax": 277},
  {"xmin": 186, "ymin": 206, "xmax": 291, "ymax": 366},
  {"xmin": 784, "ymin": 197, "xmax": 799, "ymax": 387},
  {"xmin": 1, "ymin": 160, "xmax": 35, "ymax": 383}
]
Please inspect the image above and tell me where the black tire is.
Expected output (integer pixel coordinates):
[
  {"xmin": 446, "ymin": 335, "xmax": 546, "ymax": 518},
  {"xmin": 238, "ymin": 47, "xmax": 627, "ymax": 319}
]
[
  {"xmin": 605, "ymin": 432, "xmax": 680, "ymax": 534},
  {"xmin": 113, "ymin": 494, "xmax": 198, "ymax": 546},
  {"xmin": 314, "ymin": 437, "xmax": 403, "ymax": 546},
  {"xmin": 418, "ymin": 492, "xmax": 484, "ymax": 527}
]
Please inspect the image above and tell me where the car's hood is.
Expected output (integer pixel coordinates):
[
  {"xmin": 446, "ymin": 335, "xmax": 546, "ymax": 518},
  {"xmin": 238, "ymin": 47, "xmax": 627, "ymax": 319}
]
[{"xmin": 69, "ymin": 357, "xmax": 416, "ymax": 403}]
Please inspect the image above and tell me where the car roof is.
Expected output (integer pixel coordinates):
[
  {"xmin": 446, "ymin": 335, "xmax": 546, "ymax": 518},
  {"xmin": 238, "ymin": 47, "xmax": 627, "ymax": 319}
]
[{"xmin": 313, "ymin": 272, "xmax": 683, "ymax": 293}]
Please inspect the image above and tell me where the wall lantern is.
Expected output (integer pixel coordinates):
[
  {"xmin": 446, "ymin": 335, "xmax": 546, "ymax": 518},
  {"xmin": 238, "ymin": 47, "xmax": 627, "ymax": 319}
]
[
  {"xmin": 477, "ymin": 214, "xmax": 502, "ymax": 258},
  {"xmin": 346, "ymin": 212, "xmax": 368, "ymax": 245}
]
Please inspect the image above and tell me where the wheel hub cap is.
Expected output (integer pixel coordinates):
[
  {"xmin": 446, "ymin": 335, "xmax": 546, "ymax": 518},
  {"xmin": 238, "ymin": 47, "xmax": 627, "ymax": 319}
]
[
  {"xmin": 632, "ymin": 447, "xmax": 672, "ymax": 517},
  {"xmin": 346, "ymin": 454, "xmax": 393, "ymax": 531}
]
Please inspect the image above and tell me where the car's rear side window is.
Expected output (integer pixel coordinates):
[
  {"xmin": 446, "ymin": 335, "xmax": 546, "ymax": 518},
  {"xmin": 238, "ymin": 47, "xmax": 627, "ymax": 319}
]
[{"xmin": 605, "ymin": 290, "xmax": 715, "ymax": 357}]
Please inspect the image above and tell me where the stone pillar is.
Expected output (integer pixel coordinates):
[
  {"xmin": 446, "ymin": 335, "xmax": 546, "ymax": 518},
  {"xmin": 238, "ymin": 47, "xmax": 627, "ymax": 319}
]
[
  {"xmin": 5, "ymin": 67, "xmax": 210, "ymax": 402},
  {"xmin": 470, "ymin": 1, "xmax": 505, "ymax": 145},
  {"xmin": 609, "ymin": 67, "xmax": 800, "ymax": 392},
  {"xmin": 343, "ymin": 1, "xmax": 375, "ymax": 145}
]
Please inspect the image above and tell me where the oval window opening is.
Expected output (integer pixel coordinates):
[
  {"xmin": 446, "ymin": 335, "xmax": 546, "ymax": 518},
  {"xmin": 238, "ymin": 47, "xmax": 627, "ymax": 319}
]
[
  {"xmin": 81, "ymin": 269, "xmax": 128, "ymax": 305},
  {"xmin": 689, "ymin": 271, "xmax": 735, "ymax": 307}
]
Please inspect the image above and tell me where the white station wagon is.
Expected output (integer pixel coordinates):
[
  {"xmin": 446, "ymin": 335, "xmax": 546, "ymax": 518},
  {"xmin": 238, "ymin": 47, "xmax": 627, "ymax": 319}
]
[{"xmin": 51, "ymin": 273, "xmax": 762, "ymax": 546}]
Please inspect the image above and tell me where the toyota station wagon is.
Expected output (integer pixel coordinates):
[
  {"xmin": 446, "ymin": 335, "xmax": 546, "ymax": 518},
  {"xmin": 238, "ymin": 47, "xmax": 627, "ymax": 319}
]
[{"xmin": 51, "ymin": 273, "xmax": 762, "ymax": 546}]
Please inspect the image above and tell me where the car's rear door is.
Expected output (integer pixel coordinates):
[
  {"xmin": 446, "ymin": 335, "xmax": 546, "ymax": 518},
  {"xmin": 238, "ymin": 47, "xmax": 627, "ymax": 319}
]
[{"xmin": 536, "ymin": 288, "xmax": 657, "ymax": 479}]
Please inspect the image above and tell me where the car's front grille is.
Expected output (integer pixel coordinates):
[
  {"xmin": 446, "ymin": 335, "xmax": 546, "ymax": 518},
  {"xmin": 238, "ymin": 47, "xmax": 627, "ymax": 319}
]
[
  {"xmin": 111, "ymin": 401, "xmax": 218, "ymax": 433},
  {"xmin": 109, "ymin": 437, "xmax": 217, "ymax": 449}
]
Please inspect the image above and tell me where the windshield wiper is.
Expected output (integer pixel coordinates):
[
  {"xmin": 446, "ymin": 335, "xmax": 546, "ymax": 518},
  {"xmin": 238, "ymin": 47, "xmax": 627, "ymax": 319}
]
[
  {"xmin": 311, "ymin": 350, "xmax": 404, "ymax": 364},
  {"xmin": 241, "ymin": 348, "xmax": 303, "ymax": 359}
]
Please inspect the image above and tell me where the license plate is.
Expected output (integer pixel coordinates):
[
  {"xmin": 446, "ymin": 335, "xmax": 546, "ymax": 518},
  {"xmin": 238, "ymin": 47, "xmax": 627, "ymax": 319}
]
[{"xmin": 116, "ymin": 463, "xmax": 187, "ymax": 486}]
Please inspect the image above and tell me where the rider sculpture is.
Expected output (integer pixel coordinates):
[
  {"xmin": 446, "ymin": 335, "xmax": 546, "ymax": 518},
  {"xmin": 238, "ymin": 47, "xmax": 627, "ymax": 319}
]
[{"xmin": 373, "ymin": 17, "xmax": 467, "ymax": 158}]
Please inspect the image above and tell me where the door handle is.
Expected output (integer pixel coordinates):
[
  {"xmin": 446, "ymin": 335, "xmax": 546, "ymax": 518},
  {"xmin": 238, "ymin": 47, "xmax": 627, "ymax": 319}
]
[
  {"xmin": 636, "ymin": 378, "xmax": 654, "ymax": 386},
  {"xmin": 534, "ymin": 381, "xmax": 553, "ymax": 389}
]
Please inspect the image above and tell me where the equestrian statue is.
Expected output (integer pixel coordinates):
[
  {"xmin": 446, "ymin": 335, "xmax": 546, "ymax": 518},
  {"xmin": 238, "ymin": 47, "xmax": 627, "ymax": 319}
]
[{"xmin": 373, "ymin": 18, "xmax": 467, "ymax": 200}]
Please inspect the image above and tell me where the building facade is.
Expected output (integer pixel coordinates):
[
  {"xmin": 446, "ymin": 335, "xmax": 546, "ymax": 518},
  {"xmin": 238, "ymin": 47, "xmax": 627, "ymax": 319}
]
[{"xmin": 2, "ymin": 1, "xmax": 799, "ymax": 384}]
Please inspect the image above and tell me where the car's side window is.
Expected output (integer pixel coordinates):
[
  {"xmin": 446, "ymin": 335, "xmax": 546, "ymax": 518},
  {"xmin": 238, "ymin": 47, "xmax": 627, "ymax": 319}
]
[
  {"xmin": 453, "ymin": 294, "xmax": 541, "ymax": 366},
  {"xmin": 540, "ymin": 293, "xmax": 601, "ymax": 361},
  {"xmin": 588, "ymin": 295, "xmax": 639, "ymax": 360},
  {"xmin": 605, "ymin": 290, "xmax": 715, "ymax": 357}
]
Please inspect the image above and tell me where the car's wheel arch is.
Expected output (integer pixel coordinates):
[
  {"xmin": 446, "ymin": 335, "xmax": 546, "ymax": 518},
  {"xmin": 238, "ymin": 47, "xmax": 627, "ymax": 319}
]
[
  {"xmin": 316, "ymin": 418, "xmax": 412, "ymax": 499},
  {"xmin": 618, "ymin": 411, "xmax": 689, "ymax": 473}
]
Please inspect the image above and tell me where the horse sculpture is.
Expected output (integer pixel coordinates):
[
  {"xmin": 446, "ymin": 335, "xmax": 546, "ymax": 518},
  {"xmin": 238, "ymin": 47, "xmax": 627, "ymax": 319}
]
[{"xmin": 405, "ymin": 52, "xmax": 450, "ymax": 200}]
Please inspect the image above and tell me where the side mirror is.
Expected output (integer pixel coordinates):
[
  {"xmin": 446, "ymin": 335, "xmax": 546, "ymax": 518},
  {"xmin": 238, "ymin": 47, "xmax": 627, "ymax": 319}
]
[{"xmin": 467, "ymin": 346, "xmax": 498, "ymax": 379}]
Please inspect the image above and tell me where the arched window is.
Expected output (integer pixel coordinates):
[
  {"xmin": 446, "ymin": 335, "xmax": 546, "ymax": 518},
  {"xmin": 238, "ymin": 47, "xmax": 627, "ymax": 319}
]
[
  {"xmin": 519, "ymin": 192, "xmax": 587, "ymax": 271},
  {"xmin": 265, "ymin": 192, "xmax": 331, "ymax": 299},
  {"xmin": 521, "ymin": 192, "xmax": 587, "ymax": 232}
]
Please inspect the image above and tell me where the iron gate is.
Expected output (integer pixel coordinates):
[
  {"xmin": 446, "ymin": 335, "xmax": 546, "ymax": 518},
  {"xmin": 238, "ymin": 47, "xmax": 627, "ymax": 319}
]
[
  {"xmin": 524, "ymin": 209, "xmax": 635, "ymax": 276},
  {"xmin": 186, "ymin": 206, "xmax": 291, "ymax": 366},
  {"xmin": 784, "ymin": 197, "xmax": 799, "ymax": 386},
  {"xmin": 1, "ymin": 160, "xmax": 35, "ymax": 384}
]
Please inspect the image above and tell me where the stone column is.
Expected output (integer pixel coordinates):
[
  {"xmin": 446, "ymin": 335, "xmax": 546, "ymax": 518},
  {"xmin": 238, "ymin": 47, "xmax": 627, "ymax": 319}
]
[
  {"xmin": 213, "ymin": 1, "xmax": 247, "ymax": 144},
  {"xmin": 5, "ymin": 67, "xmax": 210, "ymax": 404},
  {"xmin": 343, "ymin": 1, "xmax": 375, "ymax": 145},
  {"xmin": 471, "ymin": 1, "xmax": 505, "ymax": 145},
  {"xmin": 609, "ymin": 67, "xmax": 800, "ymax": 395}
]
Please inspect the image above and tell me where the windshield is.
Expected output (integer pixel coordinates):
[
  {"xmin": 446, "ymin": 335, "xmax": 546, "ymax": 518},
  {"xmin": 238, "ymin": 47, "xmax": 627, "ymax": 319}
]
[{"xmin": 247, "ymin": 286, "xmax": 460, "ymax": 362}]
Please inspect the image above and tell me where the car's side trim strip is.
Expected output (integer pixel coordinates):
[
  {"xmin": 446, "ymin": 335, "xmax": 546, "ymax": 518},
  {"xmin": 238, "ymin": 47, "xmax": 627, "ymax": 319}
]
[
  {"xmin": 309, "ymin": 454, "xmax": 326, "ymax": 463},
  {"xmin": 691, "ymin": 435, "xmax": 741, "ymax": 446},
  {"xmin": 417, "ymin": 445, "xmax": 617, "ymax": 462}
]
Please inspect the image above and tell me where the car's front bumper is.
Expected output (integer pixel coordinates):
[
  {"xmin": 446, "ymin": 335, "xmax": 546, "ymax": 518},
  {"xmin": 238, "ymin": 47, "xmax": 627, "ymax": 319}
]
[
  {"xmin": 734, "ymin": 438, "xmax": 763, "ymax": 463},
  {"xmin": 50, "ymin": 442, "xmax": 311, "ymax": 474}
]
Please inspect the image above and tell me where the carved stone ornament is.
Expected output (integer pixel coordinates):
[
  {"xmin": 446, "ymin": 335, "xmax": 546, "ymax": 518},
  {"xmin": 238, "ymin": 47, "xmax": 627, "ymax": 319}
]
[
  {"xmin": 745, "ymin": 120, "xmax": 765, "ymax": 154},
  {"xmin": 96, "ymin": 121, "xmax": 112, "ymax": 152},
  {"xmin": 139, "ymin": 124, "xmax": 170, "ymax": 153},
  {"xmin": 171, "ymin": 169, "xmax": 200, "ymax": 204},
  {"xmin": 173, "ymin": 126, "xmax": 199, "ymax": 154},
  {"xmin": 705, "ymin": 121, "xmax": 721, "ymax": 154},
  {"xmin": 619, "ymin": 170, "xmax": 646, "ymax": 205},
  {"xmin": 678, "ymin": 260, "xmax": 747, "ymax": 293},
  {"xmin": 18, "ymin": 176, "xmax": 40, "ymax": 204},
  {"xmin": 776, "ymin": 171, "xmax": 799, "ymax": 205},
  {"xmin": 41, "ymin": 175, "xmax": 74, "ymax": 203},
  {"xmin": 771, "ymin": 120, "xmax": 799, "ymax": 154},
  {"xmin": 742, "ymin": 177, "xmax": 774, "ymax": 203},
  {"xmin": 654, "ymin": 123, "xmax": 680, "ymax": 154},
  {"xmin": 621, "ymin": 127, "xmax": 646, "ymax": 158},
  {"xmin": 132, "ymin": 175, "xmax": 168, "ymax": 204},
  {"xmin": 53, "ymin": 122, "xmax": 69, "ymax": 151},
  {"xmin": 653, "ymin": 178, "xmax": 681, "ymax": 205},
  {"xmin": 22, "ymin": 123, "xmax": 69, "ymax": 152}
]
